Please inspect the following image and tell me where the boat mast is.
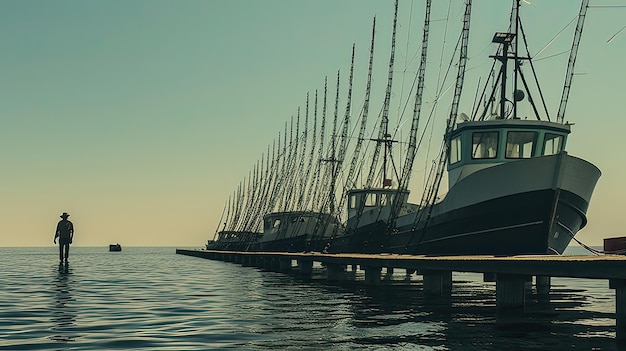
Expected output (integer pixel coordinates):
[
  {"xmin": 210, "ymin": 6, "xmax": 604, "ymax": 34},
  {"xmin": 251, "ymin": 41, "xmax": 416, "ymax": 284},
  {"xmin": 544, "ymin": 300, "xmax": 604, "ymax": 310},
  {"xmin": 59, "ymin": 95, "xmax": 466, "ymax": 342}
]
[
  {"xmin": 223, "ymin": 194, "xmax": 232, "ymax": 232},
  {"xmin": 284, "ymin": 108, "xmax": 303, "ymax": 210},
  {"xmin": 338, "ymin": 44, "xmax": 355, "ymax": 167},
  {"xmin": 253, "ymin": 145, "xmax": 273, "ymax": 230},
  {"xmin": 344, "ymin": 0, "xmax": 399, "ymax": 236},
  {"xmin": 286, "ymin": 113, "xmax": 299, "ymax": 210},
  {"xmin": 410, "ymin": 0, "xmax": 472, "ymax": 237},
  {"xmin": 213, "ymin": 196, "xmax": 229, "ymax": 240},
  {"xmin": 310, "ymin": 78, "xmax": 328, "ymax": 211},
  {"xmin": 365, "ymin": 0, "xmax": 399, "ymax": 190},
  {"xmin": 304, "ymin": 90, "xmax": 321, "ymax": 210},
  {"xmin": 267, "ymin": 127, "xmax": 286, "ymax": 213},
  {"xmin": 397, "ymin": 0, "xmax": 432, "ymax": 197},
  {"xmin": 557, "ymin": 0, "xmax": 589, "ymax": 123},
  {"xmin": 240, "ymin": 161, "xmax": 259, "ymax": 231},
  {"xmin": 322, "ymin": 70, "xmax": 341, "ymax": 214},
  {"xmin": 341, "ymin": 17, "xmax": 377, "ymax": 205},
  {"xmin": 298, "ymin": 92, "xmax": 316, "ymax": 209}
]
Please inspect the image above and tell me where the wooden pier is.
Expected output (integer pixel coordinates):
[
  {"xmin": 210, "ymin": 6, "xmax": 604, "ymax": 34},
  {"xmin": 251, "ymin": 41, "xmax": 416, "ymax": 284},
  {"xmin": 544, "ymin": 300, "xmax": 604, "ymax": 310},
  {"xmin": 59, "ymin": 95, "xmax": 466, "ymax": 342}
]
[{"xmin": 176, "ymin": 248, "xmax": 626, "ymax": 340}]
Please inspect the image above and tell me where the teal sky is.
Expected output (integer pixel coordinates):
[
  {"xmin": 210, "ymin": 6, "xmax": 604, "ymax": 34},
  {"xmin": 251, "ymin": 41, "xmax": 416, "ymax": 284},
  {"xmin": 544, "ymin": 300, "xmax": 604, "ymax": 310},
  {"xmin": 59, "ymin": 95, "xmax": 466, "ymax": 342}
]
[{"xmin": 1, "ymin": 1, "xmax": 624, "ymax": 248}]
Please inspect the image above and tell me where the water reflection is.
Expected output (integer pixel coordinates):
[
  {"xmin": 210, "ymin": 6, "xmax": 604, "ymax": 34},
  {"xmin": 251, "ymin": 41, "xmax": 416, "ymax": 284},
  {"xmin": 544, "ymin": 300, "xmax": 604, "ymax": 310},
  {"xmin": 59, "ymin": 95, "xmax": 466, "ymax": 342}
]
[
  {"xmin": 281, "ymin": 272, "xmax": 621, "ymax": 351},
  {"xmin": 50, "ymin": 263, "xmax": 77, "ymax": 342}
]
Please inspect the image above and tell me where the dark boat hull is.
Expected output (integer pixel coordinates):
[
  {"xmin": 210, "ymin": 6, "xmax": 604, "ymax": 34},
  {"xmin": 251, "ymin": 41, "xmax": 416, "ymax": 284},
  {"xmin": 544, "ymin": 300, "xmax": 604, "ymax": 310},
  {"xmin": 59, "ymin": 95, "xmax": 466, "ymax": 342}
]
[
  {"xmin": 250, "ymin": 234, "xmax": 327, "ymax": 252},
  {"xmin": 248, "ymin": 211, "xmax": 343, "ymax": 253},
  {"xmin": 326, "ymin": 189, "xmax": 584, "ymax": 255},
  {"xmin": 326, "ymin": 153, "xmax": 599, "ymax": 256}
]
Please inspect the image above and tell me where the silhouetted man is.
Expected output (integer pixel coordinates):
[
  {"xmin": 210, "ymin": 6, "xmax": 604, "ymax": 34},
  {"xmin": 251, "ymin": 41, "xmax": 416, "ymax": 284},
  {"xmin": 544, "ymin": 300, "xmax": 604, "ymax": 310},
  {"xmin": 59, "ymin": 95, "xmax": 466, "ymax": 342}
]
[{"xmin": 54, "ymin": 212, "xmax": 74, "ymax": 264}]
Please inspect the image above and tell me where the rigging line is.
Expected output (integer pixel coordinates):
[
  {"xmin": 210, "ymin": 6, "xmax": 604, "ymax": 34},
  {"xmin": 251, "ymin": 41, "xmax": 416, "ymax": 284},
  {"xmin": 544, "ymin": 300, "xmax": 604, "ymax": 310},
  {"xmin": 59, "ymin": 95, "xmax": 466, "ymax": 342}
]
[
  {"xmin": 421, "ymin": 0, "xmax": 453, "ymax": 189},
  {"xmin": 588, "ymin": 5, "xmax": 626, "ymax": 8},
  {"xmin": 533, "ymin": 50, "xmax": 570, "ymax": 62},
  {"xmin": 518, "ymin": 18, "xmax": 552, "ymax": 121},
  {"xmin": 534, "ymin": 16, "xmax": 577, "ymax": 58},
  {"xmin": 607, "ymin": 24, "xmax": 626, "ymax": 44},
  {"xmin": 418, "ymin": 27, "xmax": 462, "ymax": 176}
]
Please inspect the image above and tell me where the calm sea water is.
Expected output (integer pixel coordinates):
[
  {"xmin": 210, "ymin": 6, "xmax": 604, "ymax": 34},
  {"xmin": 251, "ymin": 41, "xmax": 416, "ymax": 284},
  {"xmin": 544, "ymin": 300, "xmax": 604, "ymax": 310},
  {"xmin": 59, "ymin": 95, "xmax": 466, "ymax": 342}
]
[{"xmin": 0, "ymin": 246, "xmax": 620, "ymax": 350}]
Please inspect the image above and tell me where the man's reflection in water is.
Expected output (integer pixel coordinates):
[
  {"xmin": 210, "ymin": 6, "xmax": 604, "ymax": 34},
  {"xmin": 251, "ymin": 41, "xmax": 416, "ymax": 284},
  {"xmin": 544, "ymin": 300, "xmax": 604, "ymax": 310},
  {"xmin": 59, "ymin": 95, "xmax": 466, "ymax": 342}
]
[{"xmin": 50, "ymin": 263, "xmax": 77, "ymax": 342}]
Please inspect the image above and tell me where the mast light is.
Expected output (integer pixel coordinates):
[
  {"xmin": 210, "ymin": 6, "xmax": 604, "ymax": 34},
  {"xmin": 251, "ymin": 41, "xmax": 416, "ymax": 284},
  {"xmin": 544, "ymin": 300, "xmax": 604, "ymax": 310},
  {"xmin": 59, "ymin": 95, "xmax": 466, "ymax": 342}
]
[{"xmin": 492, "ymin": 32, "xmax": 515, "ymax": 44}]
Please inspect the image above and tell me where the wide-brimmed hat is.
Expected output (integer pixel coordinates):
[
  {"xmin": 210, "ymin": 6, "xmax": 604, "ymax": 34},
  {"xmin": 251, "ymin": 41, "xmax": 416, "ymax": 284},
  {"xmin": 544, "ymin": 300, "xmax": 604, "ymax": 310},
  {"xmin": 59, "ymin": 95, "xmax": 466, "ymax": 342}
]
[{"xmin": 60, "ymin": 212, "xmax": 70, "ymax": 218}]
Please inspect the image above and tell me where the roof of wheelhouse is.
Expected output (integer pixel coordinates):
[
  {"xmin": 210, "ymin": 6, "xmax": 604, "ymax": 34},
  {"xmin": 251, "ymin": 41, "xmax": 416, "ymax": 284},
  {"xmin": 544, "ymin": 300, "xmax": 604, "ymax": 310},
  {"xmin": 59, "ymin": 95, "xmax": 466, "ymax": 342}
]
[{"xmin": 449, "ymin": 118, "xmax": 571, "ymax": 137}]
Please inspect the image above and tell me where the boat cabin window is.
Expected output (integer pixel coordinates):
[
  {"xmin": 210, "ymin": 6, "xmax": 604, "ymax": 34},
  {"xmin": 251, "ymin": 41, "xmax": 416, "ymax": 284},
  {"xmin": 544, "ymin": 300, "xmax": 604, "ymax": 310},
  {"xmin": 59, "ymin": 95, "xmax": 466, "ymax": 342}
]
[
  {"xmin": 505, "ymin": 131, "xmax": 537, "ymax": 159},
  {"xmin": 472, "ymin": 132, "xmax": 499, "ymax": 159},
  {"xmin": 449, "ymin": 136, "xmax": 462, "ymax": 164},
  {"xmin": 365, "ymin": 193, "xmax": 378, "ymax": 207},
  {"xmin": 291, "ymin": 216, "xmax": 305, "ymax": 223},
  {"xmin": 543, "ymin": 133, "xmax": 564, "ymax": 155},
  {"xmin": 380, "ymin": 193, "xmax": 391, "ymax": 206}
]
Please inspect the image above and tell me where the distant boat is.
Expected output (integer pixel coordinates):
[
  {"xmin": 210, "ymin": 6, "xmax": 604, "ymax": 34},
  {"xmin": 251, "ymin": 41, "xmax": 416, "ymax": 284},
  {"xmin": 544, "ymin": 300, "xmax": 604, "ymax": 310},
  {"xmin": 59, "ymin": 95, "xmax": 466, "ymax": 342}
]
[{"xmin": 109, "ymin": 243, "xmax": 122, "ymax": 252}]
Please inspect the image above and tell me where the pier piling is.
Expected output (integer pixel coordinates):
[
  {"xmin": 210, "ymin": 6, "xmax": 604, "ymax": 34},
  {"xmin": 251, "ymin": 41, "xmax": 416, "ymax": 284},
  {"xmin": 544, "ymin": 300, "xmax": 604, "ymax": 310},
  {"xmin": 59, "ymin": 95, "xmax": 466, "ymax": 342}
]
[
  {"xmin": 364, "ymin": 266, "xmax": 382, "ymax": 285},
  {"xmin": 297, "ymin": 259, "xmax": 313, "ymax": 276},
  {"xmin": 611, "ymin": 279, "xmax": 626, "ymax": 340},
  {"xmin": 327, "ymin": 263, "xmax": 346, "ymax": 281},
  {"xmin": 496, "ymin": 273, "xmax": 527, "ymax": 324},
  {"xmin": 536, "ymin": 275, "xmax": 551, "ymax": 296},
  {"xmin": 422, "ymin": 270, "xmax": 452, "ymax": 297},
  {"xmin": 279, "ymin": 259, "xmax": 292, "ymax": 272}
]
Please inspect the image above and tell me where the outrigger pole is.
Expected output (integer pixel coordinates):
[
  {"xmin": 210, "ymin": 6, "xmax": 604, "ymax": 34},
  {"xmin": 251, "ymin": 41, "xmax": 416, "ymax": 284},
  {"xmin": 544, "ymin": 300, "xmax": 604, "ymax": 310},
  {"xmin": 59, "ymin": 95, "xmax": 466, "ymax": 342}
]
[{"xmin": 557, "ymin": 0, "xmax": 589, "ymax": 124}]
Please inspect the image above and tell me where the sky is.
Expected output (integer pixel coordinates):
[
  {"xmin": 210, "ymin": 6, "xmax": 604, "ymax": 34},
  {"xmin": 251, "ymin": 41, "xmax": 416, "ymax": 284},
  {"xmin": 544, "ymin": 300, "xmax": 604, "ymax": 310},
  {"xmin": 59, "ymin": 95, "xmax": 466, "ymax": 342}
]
[{"xmin": 1, "ymin": 0, "xmax": 625, "ymax": 248}]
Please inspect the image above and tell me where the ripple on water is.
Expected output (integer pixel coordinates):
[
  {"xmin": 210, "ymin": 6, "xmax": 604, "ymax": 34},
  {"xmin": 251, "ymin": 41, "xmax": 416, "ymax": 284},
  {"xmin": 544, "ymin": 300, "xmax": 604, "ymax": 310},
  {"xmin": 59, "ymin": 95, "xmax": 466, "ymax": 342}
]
[{"xmin": 0, "ymin": 247, "xmax": 620, "ymax": 350}]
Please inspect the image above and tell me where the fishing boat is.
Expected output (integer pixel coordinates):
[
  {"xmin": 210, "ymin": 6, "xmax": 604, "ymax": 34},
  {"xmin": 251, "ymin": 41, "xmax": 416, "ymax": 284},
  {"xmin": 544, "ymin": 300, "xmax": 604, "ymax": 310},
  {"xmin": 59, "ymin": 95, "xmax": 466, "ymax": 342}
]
[
  {"xmin": 206, "ymin": 230, "xmax": 262, "ymax": 251},
  {"xmin": 323, "ymin": 0, "xmax": 600, "ymax": 255},
  {"xmin": 245, "ymin": 211, "xmax": 343, "ymax": 252}
]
